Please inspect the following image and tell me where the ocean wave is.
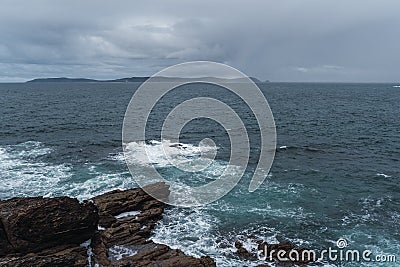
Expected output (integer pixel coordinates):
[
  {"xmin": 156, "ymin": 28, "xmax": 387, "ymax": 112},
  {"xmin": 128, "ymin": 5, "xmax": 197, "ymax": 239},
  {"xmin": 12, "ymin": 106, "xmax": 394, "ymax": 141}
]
[
  {"xmin": 0, "ymin": 141, "xmax": 134, "ymax": 200},
  {"xmin": 151, "ymin": 207, "xmax": 278, "ymax": 266},
  {"xmin": 150, "ymin": 204, "xmax": 330, "ymax": 266},
  {"xmin": 123, "ymin": 139, "xmax": 218, "ymax": 169},
  {"xmin": 341, "ymin": 195, "xmax": 396, "ymax": 227},
  {"xmin": 121, "ymin": 139, "xmax": 246, "ymax": 192},
  {"xmin": 0, "ymin": 141, "xmax": 71, "ymax": 199},
  {"xmin": 276, "ymin": 145, "xmax": 323, "ymax": 153},
  {"xmin": 376, "ymin": 173, "xmax": 391, "ymax": 178}
]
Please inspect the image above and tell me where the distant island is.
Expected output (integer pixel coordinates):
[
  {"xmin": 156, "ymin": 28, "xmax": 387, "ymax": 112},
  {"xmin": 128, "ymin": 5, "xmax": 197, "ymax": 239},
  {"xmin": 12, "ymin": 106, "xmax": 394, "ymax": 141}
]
[{"xmin": 26, "ymin": 77, "xmax": 269, "ymax": 83}]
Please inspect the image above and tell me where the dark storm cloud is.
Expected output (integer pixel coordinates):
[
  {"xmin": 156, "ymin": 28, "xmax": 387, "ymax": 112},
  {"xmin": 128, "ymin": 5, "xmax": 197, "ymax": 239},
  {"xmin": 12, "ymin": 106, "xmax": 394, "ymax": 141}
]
[{"xmin": 0, "ymin": 0, "xmax": 399, "ymax": 82}]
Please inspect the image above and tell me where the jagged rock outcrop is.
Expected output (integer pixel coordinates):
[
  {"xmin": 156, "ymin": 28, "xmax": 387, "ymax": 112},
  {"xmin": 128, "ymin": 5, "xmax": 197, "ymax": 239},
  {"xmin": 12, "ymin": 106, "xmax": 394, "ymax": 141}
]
[
  {"xmin": 0, "ymin": 183, "xmax": 216, "ymax": 267},
  {"xmin": 91, "ymin": 182, "xmax": 215, "ymax": 267},
  {"xmin": 0, "ymin": 197, "xmax": 98, "ymax": 254},
  {"xmin": 116, "ymin": 243, "xmax": 216, "ymax": 267},
  {"xmin": 0, "ymin": 245, "xmax": 89, "ymax": 267},
  {"xmin": 0, "ymin": 197, "xmax": 98, "ymax": 266}
]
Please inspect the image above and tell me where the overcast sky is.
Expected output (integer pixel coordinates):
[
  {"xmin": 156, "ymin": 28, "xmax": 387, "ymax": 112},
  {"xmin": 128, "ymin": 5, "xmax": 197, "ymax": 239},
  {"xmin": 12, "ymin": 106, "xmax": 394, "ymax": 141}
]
[{"xmin": 0, "ymin": 0, "xmax": 399, "ymax": 82}]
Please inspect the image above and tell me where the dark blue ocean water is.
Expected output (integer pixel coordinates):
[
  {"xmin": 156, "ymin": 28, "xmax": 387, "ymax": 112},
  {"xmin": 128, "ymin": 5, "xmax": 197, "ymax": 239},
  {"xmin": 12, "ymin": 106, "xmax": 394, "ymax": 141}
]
[{"xmin": 0, "ymin": 82, "xmax": 399, "ymax": 266}]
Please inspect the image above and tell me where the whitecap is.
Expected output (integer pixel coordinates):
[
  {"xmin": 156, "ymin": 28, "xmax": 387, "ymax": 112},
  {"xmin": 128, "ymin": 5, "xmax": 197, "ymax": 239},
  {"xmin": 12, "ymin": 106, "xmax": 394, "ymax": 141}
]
[
  {"xmin": 151, "ymin": 206, "xmax": 285, "ymax": 267},
  {"xmin": 123, "ymin": 139, "xmax": 218, "ymax": 168},
  {"xmin": 0, "ymin": 142, "xmax": 71, "ymax": 199},
  {"xmin": 0, "ymin": 141, "xmax": 134, "ymax": 201}
]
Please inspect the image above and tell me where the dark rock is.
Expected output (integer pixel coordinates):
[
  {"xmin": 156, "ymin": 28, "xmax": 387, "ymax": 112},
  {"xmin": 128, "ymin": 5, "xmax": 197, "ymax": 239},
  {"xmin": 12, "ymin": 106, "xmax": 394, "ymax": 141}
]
[
  {"xmin": 0, "ymin": 182, "xmax": 216, "ymax": 266},
  {"xmin": 0, "ymin": 245, "xmax": 88, "ymax": 267},
  {"xmin": 90, "ymin": 182, "xmax": 216, "ymax": 266},
  {"xmin": 92, "ymin": 182, "xmax": 168, "ymax": 228},
  {"xmin": 0, "ymin": 196, "xmax": 98, "ymax": 253},
  {"xmin": 116, "ymin": 244, "xmax": 215, "ymax": 267},
  {"xmin": 234, "ymin": 241, "xmax": 257, "ymax": 260},
  {"xmin": 0, "ymin": 220, "xmax": 13, "ymax": 256}
]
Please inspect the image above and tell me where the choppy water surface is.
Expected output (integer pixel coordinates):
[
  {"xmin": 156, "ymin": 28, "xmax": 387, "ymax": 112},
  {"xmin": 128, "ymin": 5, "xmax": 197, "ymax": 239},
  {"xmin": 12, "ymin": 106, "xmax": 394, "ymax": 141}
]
[{"xmin": 0, "ymin": 82, "xmax": 399, "ymax": 266}]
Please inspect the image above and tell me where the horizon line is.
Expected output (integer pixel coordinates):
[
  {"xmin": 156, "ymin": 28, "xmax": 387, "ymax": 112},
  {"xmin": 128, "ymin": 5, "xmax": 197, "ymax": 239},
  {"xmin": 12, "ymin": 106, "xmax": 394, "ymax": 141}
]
[{"xmin": 0, "ymin": 76, "xmax": 399, "ymax": 84}]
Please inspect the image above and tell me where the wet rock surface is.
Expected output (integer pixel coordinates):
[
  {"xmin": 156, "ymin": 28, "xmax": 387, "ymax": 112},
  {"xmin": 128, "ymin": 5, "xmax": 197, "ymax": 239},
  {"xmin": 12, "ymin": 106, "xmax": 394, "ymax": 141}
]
[
  {"xmin": 0, "ymin": 245, "xmax": 89, "ymax": 267},
  {"xmin": 0, "ymin": 197, "xmax": 98, "ymax": 255},
  {"xmin": 0, "ymin": 183, "xmax": 216, "ymax": 267}
]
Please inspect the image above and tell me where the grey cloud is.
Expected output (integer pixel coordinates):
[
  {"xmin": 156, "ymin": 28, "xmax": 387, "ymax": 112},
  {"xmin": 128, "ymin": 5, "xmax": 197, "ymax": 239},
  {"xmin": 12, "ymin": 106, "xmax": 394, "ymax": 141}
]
[{"xmin": 0, "ymin": 0, "xmax": 400, "ymax": 82}]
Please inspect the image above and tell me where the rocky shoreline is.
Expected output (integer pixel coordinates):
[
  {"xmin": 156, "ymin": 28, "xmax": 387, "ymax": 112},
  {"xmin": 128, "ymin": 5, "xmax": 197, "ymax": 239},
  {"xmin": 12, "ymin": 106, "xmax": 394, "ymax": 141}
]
[
  {"xmin": 0, "ymin": 183, "xmax": 215, "ymax": 267},
  {"xmin": 0, "ymin": 182, "xmax": 312, "ymax": 267}
]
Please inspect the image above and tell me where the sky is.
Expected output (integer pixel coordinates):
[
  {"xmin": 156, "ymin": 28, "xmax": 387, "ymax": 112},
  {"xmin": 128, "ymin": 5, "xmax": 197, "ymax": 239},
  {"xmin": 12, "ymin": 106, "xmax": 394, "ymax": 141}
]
[{"xmin": 0, "ymin": 0, "xmax": 399, "ymax": 82}]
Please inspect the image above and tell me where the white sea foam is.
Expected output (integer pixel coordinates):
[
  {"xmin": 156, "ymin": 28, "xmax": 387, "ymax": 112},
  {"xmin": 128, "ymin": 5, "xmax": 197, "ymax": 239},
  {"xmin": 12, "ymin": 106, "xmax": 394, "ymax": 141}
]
[
  {"xmin": 115, "ymin": 210, "xmax": 141, "ymax": 219},
  {"xmin": 123, "ymin": 139, "xmax": 217, "ymax": 169},
  {"xmin": 122, "ymin": 139, "xmax": 243, "ymax": 195},
  {"xmin": 0, "ymin": 141, "xmax": 134, "ymax": 200},
  {"xmin": 66, "ymin": 169, "xmax": 135, "ymax": 201},
  {"xmin": 80, "ymin": 239, "xmax": 94, "ymax": 267},
  {"xmin": 376, "ymin": 173, "xmax": 391, "ymax": 178},
  {"xmin": 0, "ymin": 140, "xmax": 230, "ymax": 201},
  {"xmin": 108, "ymin": 245, "xmax": 137, "ymax": 261},
  {"xmin": 0, "ymin": 141, "xmax": 71, "ymax": 199},
  {"xmin": 151, "ymin": 206, "xmax": 285, "ymax": 267}
]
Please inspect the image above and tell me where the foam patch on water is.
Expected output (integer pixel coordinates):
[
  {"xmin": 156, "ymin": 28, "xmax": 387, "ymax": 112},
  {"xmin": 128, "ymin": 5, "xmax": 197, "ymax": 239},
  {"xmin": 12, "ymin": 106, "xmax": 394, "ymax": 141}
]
[
  {"xmin": 64, "ymin": 168, "xmax": 135, "ymax": 201},
  {"xmin": 0, "ymin": 141, "xmax": 134, "ymax": 200},
  {"xmin": 341, "ymin": 196, "xmax": 393, "ymax": 225},
  {"xmin": 333, "ymin": 231, "xmax": 400, "ymax": 267},
  {"xmin": 0, "ymin": 140, "xmax": 232, "ymax": 202},
  {"xmin": 121, "ymin": 139, "xmax": 246, "ymax": 195},
  {"xmin": 376, "ymin": 173, "xmax": 391, "ymax": 178},
  {"xmin": 0, "ymin": 141, "xmax": 72, "ymax": 198},
  {"xmin": 123, "ymin": 139, "xmax": 217, "ymax": 169},
  {"xmin": 151, "ymin": 206, "xmax": 284, "ymax": 267}
]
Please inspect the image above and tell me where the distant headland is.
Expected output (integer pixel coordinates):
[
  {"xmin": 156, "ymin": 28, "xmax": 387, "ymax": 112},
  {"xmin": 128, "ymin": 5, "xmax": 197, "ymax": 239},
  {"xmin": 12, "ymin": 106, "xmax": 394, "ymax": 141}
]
[{"xmin": 26, "ymin": 76, "xmax": 269, "ymax": 83}]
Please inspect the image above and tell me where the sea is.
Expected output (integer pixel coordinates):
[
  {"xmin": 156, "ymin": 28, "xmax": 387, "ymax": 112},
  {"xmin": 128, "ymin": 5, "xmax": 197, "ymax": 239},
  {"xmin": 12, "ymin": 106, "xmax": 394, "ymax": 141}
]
[{"xmin": 0, "ymin": 82, "xmax": 399, "ymax": 266}]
